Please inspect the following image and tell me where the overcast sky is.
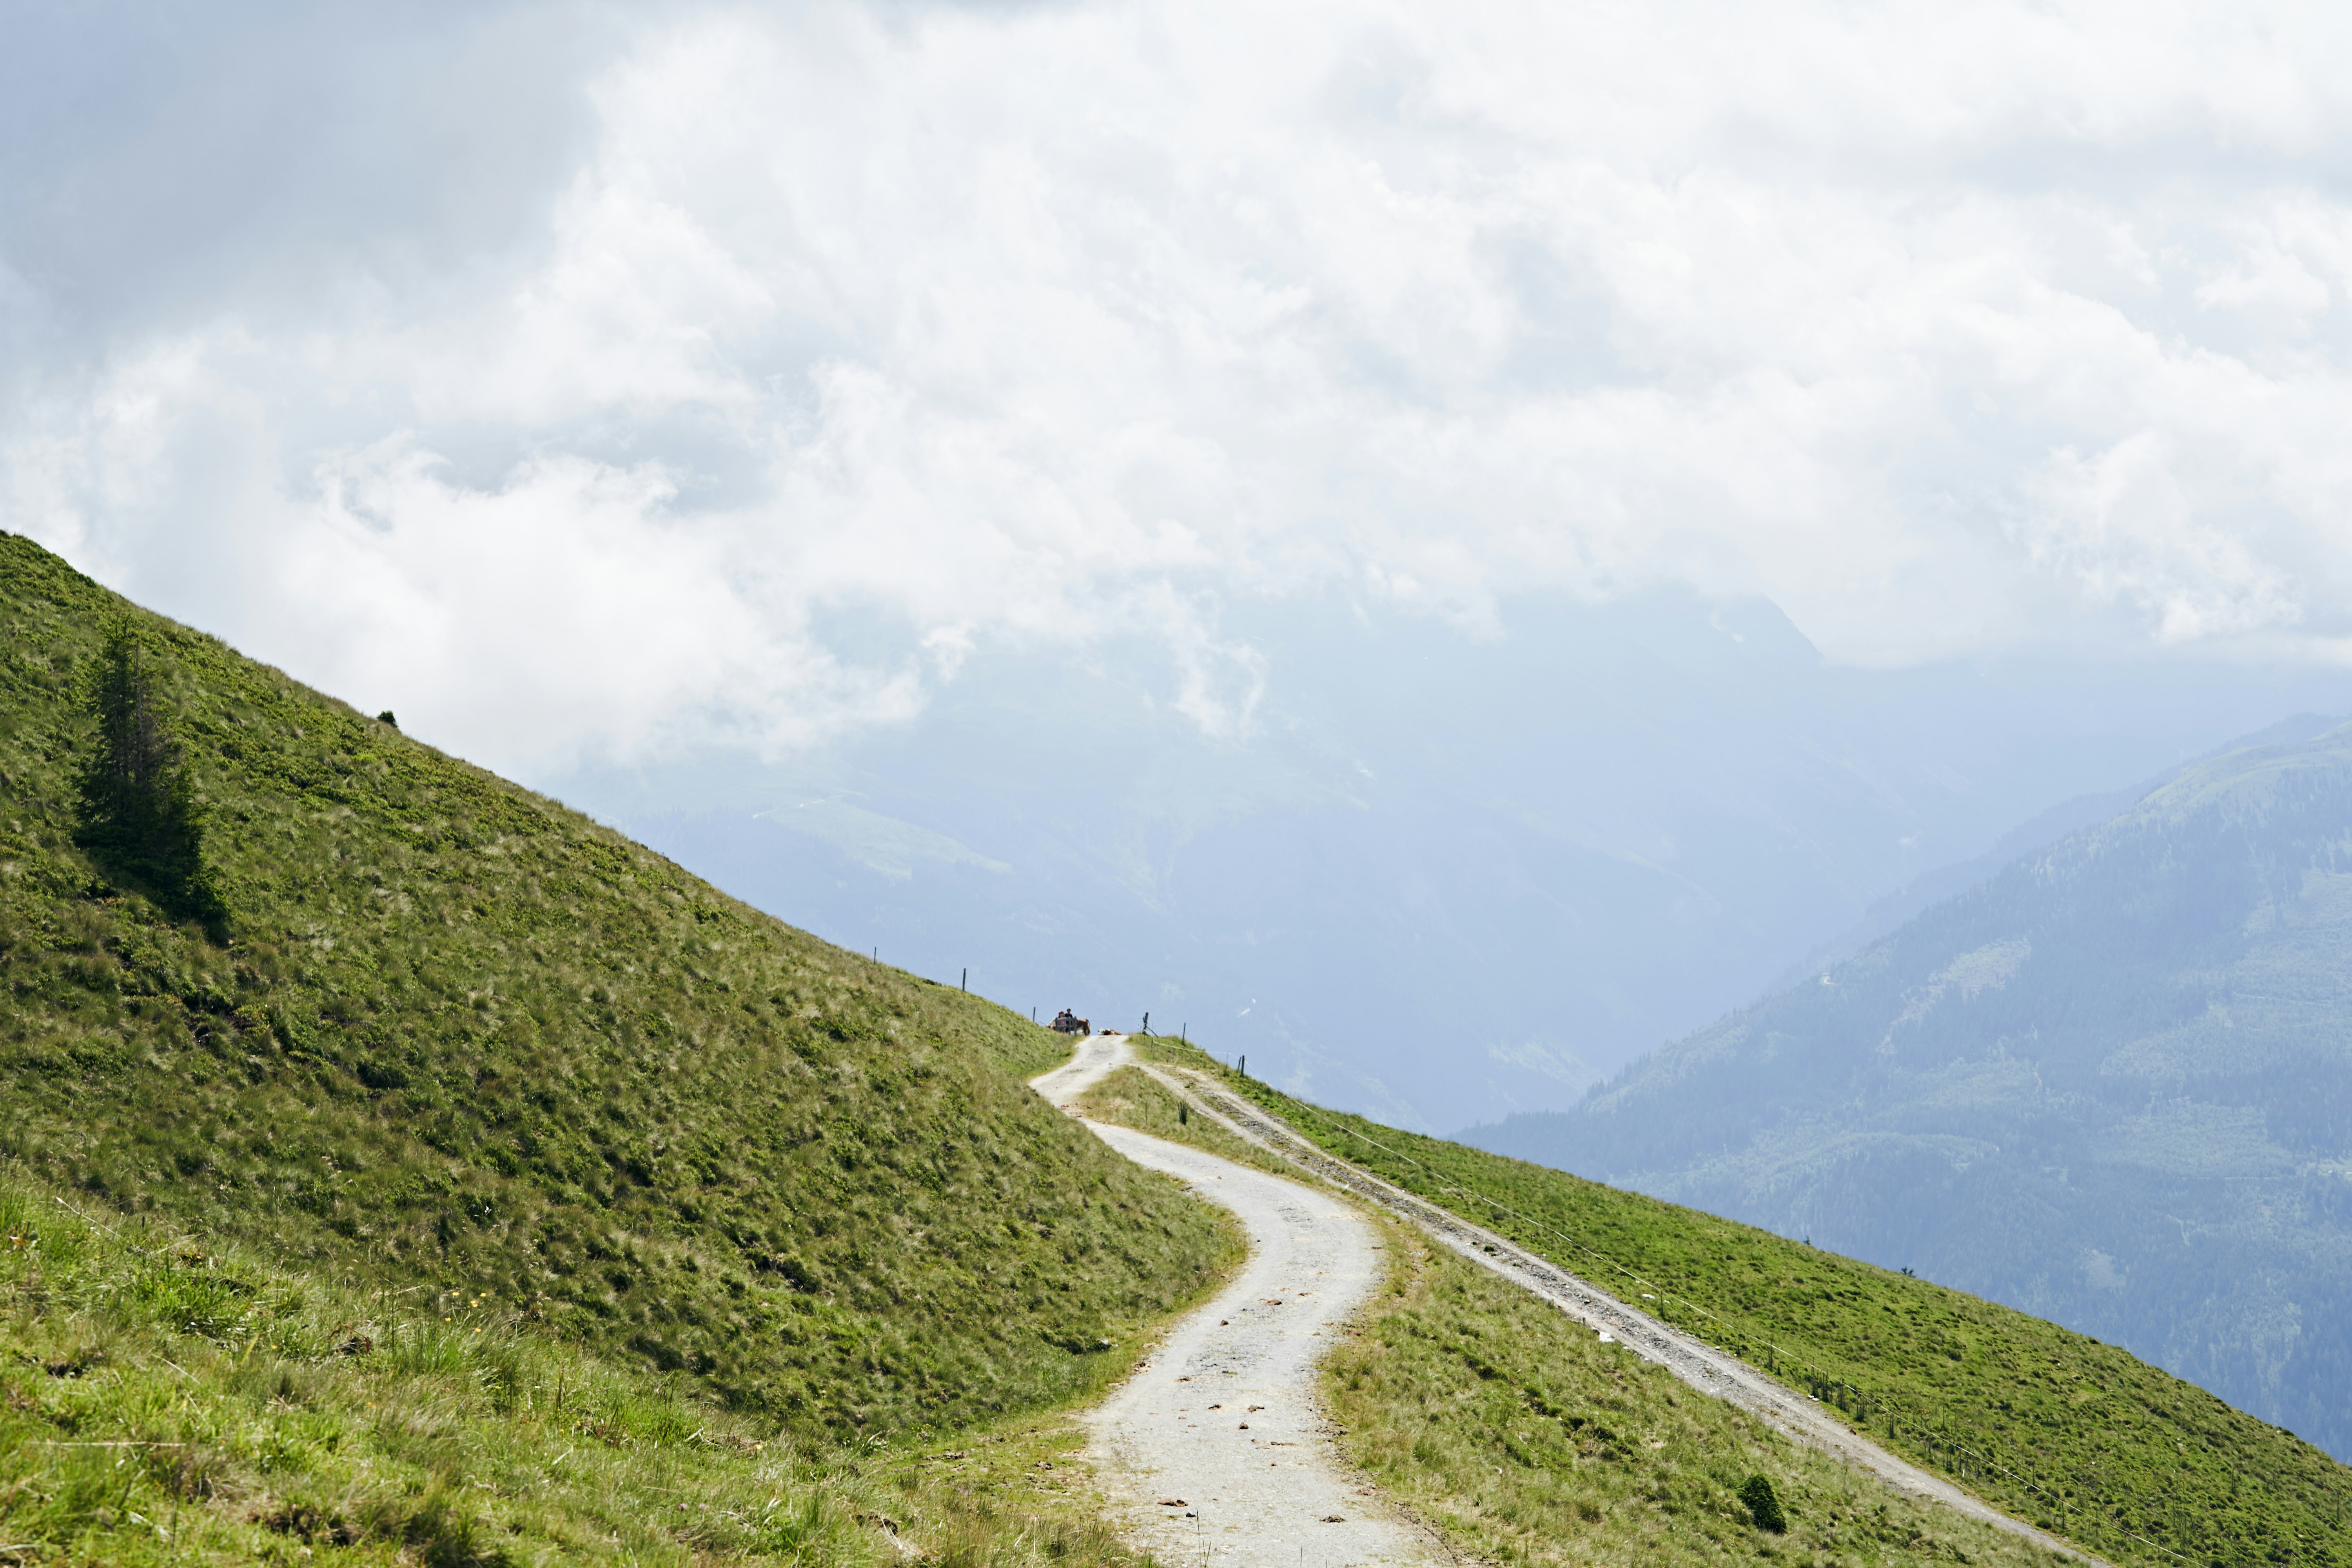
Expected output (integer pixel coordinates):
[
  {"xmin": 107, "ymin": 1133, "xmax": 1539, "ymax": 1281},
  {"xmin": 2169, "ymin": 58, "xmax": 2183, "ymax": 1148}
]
[{"xmin": 11, "ymin": 0, "xmax": 2352, "ymax": 778}]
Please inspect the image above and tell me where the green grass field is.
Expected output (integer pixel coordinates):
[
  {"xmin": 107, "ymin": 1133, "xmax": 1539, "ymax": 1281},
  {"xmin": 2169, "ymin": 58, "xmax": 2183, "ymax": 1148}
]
[
  {"xmin": 0, "ymin": 1173, "xmax": 1215, "ymax": 1566},
  {"xmin": 0, "ymin": 532, "xmax": 1243, "ymax": 1560},
  {"xmin": 1078, "ymin": 1061, "xmax": 2075, "ymax": 1568},
  {"xmin": 1068, "ymin": 1064, "xmax": 1294, "ymax": 1178},
  {"xmin": 1336, "ymin": 1225, "xmax": 2075, "ymax": 1568},
  {"xmin": 1125, "ymin": 1038, "xmax": 2352, "ymax": 1568},
  {"xmin": 0, "ymin": 532, "xmax": 1227, "ymax": 1445}
]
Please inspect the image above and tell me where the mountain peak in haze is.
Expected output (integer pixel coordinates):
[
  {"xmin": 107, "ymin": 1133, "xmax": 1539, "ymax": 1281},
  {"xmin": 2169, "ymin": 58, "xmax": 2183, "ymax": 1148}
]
[{"xmin": 1468, "ymin": 717, "xmax": 2352, "ymax": 1459}]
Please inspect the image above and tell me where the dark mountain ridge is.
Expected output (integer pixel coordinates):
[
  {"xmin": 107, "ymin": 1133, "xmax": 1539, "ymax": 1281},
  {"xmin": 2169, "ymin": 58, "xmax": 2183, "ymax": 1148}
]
[{"xmin": 1469, "ymin": 720, "xmax": 2352, "ymax": 1458}]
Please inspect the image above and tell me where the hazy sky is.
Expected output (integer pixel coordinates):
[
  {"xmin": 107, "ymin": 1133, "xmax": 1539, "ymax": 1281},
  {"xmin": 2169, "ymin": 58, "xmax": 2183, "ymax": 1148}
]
[{"xmin": 12, "ymin": 0, "xmax": 2352, "ymax": 778}]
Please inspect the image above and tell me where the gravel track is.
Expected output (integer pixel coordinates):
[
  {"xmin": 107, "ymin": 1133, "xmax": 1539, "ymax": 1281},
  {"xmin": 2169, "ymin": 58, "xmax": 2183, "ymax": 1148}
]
[
  {"xmin": 1031, "ymin": 1036, "xmax": 1441, "ymax": 1568},
  {"xmin": 1140, "ymin": 1061, "xmax": 2102, "ymax": 1565}
]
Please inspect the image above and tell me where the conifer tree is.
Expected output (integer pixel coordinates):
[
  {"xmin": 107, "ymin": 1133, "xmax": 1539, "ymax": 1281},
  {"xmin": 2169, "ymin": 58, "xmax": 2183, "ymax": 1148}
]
[{"xmin": 74, "ymin": 622, "xmax": 227, "ymax": 933}]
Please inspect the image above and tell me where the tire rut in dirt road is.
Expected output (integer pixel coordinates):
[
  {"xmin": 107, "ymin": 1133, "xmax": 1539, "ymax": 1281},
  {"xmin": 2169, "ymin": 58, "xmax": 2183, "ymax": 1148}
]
[{"xmin": 1031, "ymin": 1038, "xmax": 1441, "ymax": 1568}]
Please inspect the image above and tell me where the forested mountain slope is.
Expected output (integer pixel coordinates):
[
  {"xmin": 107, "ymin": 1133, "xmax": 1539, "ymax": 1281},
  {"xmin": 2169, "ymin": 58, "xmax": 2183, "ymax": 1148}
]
[
  {"xmin": 1470, "ymin": 722, "xmax": 2352, "ymax": 1458},
  {"xmin": 0, "ymin": 532, "xmax": 1226, "ymax": 1441}
]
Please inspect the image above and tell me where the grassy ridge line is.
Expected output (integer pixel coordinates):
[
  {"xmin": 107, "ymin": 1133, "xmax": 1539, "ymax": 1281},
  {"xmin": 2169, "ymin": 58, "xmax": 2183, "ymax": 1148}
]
[
  {"xmin": 1131, "ymin": 1038, "xmax": 2352, "ymax": 1568},
  {"xmin": 0, "ymin": 1175, "xmax": 1187, "ymax": 1567},
  {"xmin": 0, "ymin": 531, "xmax": 1228, "ymax": 1445},
  {"xmin": 1078, "ymin": 1063, "xmax": 2074, "ymax": 1568}
]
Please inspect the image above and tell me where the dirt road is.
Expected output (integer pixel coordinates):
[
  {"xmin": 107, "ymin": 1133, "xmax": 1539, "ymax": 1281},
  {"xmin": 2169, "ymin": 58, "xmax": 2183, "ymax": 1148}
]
[
  {"xmin": 1032, "ymin": 1036, "xmax": 1439, "ymax": 1568},
  {"xmin": 1144, "ymin": 1062, "xmax": 2102, "ymax": 1564},
  {"xmin": 1037, "ymin": 1036, "xmax": 2096, "ymax": 1565},
  {"xmin": 1028, "ymin": 1028, "xmax": 1131, "ymax": 1108}
]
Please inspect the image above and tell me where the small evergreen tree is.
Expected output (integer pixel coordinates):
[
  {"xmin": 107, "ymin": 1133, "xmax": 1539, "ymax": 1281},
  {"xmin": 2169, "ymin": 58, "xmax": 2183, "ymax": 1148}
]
[
  {"xmin": 74, "ymin": 622, "xmax": 227, "ymax": 934},
  {"xmin": 1739, "ymin": 1474, "xmax": 1787, "ymax": 1533}
]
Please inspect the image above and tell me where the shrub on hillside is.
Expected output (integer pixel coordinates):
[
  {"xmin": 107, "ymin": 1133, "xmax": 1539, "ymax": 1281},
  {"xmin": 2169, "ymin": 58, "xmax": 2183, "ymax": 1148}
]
[{"xmin": 1740, "ymin": 1474, "xmax": 1787, "ymax": 1533}]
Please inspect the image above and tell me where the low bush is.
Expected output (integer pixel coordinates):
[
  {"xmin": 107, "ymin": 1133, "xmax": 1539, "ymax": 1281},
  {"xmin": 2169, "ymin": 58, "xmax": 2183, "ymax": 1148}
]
[{"xmin": 1740, "ymin": 1474, "xmax": 1787, "ymax": 1533}]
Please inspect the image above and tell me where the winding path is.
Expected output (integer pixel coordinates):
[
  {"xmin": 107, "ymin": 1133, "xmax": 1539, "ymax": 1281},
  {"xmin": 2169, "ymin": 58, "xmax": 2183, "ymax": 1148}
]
[
  {"xmin": 1032, "ymin": 1035, "xmax": 1439, "ymax": 1568},
  {"xmin": 1034, "ymin": 1035, "xmax": 2097, "ymax": 1566}
]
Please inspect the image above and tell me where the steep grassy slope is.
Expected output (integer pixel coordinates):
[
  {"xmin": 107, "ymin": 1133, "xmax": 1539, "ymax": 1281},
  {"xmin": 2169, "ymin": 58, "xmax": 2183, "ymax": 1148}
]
[
  {"xmin": 0, "ymin": 532, "xmax": 1227, "ymax": 1446},
  {"xmin": 0, "ymin": 1176, "xmax": 1170, "ymax": 1567},
  {"xmin": 1132, "ymin": 1040, "xmax": 2352, "ymax": 1568},
  {"xmin": 1079, "ymin": 1065, "xmax": 2074, "ymax": 1568},
  {"xmin": 1472, "ymin": 724, "xmax": 2352, "ymax": 1457}
]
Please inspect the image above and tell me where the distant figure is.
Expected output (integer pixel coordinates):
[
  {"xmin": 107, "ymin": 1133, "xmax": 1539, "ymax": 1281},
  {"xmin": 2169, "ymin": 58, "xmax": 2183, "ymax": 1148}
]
[{"xmin": 1050, "ymin": 1007, "xmax": 1091, "ymax": 1036}]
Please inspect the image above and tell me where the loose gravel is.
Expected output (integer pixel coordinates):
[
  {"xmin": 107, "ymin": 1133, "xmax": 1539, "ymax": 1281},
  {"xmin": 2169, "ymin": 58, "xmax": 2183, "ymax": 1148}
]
[{"xmin": 1032, "ymin": 1037, "xmax": 1441, "ymax": 1568}]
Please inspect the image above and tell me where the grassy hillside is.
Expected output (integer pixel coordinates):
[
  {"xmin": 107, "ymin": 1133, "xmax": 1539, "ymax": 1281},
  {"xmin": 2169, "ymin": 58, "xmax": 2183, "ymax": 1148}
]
[
  {"xmin": 0, "ymin": 1175, "xmax": 1176, "ymax": 1566},
  {"xmin": 1335, "ymin": 1227, "xmax": 2072, "ymax": 1568},
  {"xmin": 1134, "ymin": 1040, "xmax": 2352, "ymax": 1568},
  {"xmin": 0, "ymin": 531, "xmax": 1228, "ymax": 1450},
  {"xmin": 1080, "ymin": 1063, "xmax": 2074, "ymax": 1568},
  {"xmin": 1471, "ymin": 723, "xmax": 2352, "ymax": 1457}
]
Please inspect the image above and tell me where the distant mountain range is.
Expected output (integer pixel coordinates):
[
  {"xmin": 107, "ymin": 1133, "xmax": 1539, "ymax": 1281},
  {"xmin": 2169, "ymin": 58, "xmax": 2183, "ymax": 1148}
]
[
  {"xmin": 554, "ymin": 593, "xmax": 2352, "ymax": 1132},
  {"xmin": 1762, "ymin": 712, "xmax": 2352, "ymax": 990},
  {"xmin": 1468, "ymin": 720, "xmax": 2352, "ymax": 1459}
]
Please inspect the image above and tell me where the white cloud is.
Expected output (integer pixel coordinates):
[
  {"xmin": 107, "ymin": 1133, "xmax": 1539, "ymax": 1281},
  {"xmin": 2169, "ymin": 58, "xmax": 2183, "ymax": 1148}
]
[
  {"xmin": 287, "ymin": 438, "xmax": 928, "ymax": 764},
  {"xmin": 15, "ymin": 0, "xmax": 2352, "ymax": 771}
]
